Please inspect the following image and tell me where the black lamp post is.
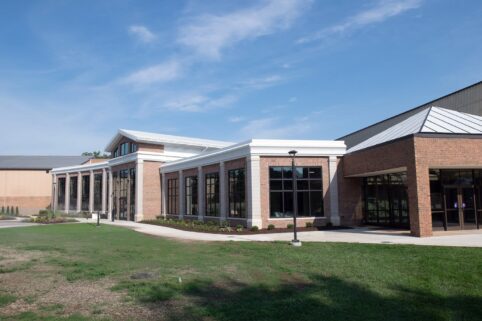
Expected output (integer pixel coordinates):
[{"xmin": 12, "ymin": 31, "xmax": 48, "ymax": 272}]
[{"xmin": 289, "ymin": 150, "xmax": 301, "ymax": 247}]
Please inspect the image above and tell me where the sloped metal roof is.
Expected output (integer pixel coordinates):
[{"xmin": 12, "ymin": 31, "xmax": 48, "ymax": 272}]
[
  {"xmin": 105, "ymin": 129, "xmax": 234, "ymax": 152},
  {"xmin": 347, "ymin": 107, "xmax": 482, "ymax": 153},
  {"xmin": 0, "ymin": 156, "xmax": 91, "ymax": 170}
]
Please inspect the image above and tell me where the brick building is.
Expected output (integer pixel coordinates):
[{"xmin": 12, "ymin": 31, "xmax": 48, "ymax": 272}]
[{"xmin": 51, "ymin": 81, "xmax": 482, "ymax": 237}]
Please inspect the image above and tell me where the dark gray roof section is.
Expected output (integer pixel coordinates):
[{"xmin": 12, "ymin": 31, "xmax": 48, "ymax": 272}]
[
  {"xmin": 338, "ymin": 81, "xmax": 482, "ymax": 149},
  {"xmin": 0, "ymin": 156, "xmax": 91, "ymax": 170}
]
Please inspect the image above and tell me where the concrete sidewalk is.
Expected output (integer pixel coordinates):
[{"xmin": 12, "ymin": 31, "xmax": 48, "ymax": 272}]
[{"xmin": 95, "ymin": 219, "xmax": 482, "ymax": 247}]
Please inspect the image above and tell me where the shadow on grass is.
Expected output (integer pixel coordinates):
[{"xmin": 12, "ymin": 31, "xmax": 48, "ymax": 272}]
[{"xmin": 120, "ymin": 275, "xmax": 482, "ymax": 321}]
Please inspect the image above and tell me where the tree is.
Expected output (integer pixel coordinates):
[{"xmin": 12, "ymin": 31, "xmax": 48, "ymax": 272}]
[{"xmin": 82, "ymin": 151, "xmax": 109, "ymax": 159}]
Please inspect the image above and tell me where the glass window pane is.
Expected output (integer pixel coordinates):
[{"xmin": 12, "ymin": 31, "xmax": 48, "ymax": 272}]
[
  {"xmin": 269, "ymin": 167, "xmax": 282, "ymax": 179},
  {"xmin": 270, "ymin": 180, "xmax": 283, "ymax": 190},
  {"xmin": 310, "ymin": 191, "xmax": 323, "ymax": 217},
  {"xmin": 297, "ymin": 191, "xmax": 310, "ymax": 216},
  {"xmin": 309, "ymin": 168, "xmax": 322, "ymax": 179},
  {"xmin": 310, "ymin": 180, "xmax": 322, "ymax": 190},
  {"xmin": 297, "ymin": 180, "xmax": 309, "ymax": 190},
  {"xmin": 270, "ymin": 192, "xmax": 284, "ymax": 218}
]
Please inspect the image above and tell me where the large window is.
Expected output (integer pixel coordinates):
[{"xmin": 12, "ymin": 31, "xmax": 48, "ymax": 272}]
[
  {"xmin": 228, "ymin": 169, "xmax": 246, "ymax": 218},
  {"xmin": 57, "ymin": 177, "xmax": 66, "ymax": 209},
  {"xmin": 93, "ymin": 173, "xmax": 102, "ymax": 211},
  {"xmin": 112, "ymin": 172, "xmax": 118, "ymax": 218},
  {"xmin": 120, "ymin": 143, "xmax": 129, "ymax": 156},
  {"xmin": 81, "ymin": 175, "xmax": 90, "ymax": 211},
  {"xmin": 129, "ymin": 168, "xmax": 136, "ymax": 220},
  {"xmin": 363, "ymin": 173, "xmax": 409, "ymax": 227},
  {"xmin": 205, "ymin": 173, "xmax": 220, "ymax": 216},
  {"xmin": 130, "ymin": 143, "xmax": 138, "ymax": 153},
  {"xmin": 69, "ymin": 176, "xmax": 78, "ymax": 211},
  {"xmin": 167, "ymin": 178, "xmax": 179, "ymax": 214},
  {"xmin": 269, "ymin": 166, "xmax": 324, "ymax": 218},
  {"xmin": 119, "ymin": 169, "xmax": 129, "ymax": 220},
  {"xmin": 185, "ymin": 176, "xmax": 198, "ymax": 215}
]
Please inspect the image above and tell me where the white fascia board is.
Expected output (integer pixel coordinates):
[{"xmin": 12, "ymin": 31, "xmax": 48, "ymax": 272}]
[
  {"xmin": 51, "ymin": 161, "xmax": 109, "ymax": 174},
  {"xmin": 107, "ymin": 151, "xmax": 182, "ymax": 167},
  {"xmin": 160, "ymin": 139, "xmax": 346, "ymax": 173},
  {"xmin": 344, "ymin": 167, "xmax": 408, "ymax": 178}
]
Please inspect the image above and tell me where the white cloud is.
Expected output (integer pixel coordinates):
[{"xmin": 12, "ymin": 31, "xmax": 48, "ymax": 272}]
[
  {"xmin": 228, "ymin": 116, "xmax": 245, "ymax": 123},
  {"xmin": 289, "ymin": 96, "xmax": 297, "ymax": 103},
  {"xmin": 241, "ymin": 75, "xmax": 283, "ymax": 89},
  {"xmin": 298, "ymin": 0, "xmax": 422, "ymax": 43},
  {"xmin": 128, "ymin": 25, "xmax": 157, "ymax": 43},
  {"xmin": 240, "ymin": 116, "xmax": 312, "ymax": 139},
  {"xmin": 164, "ymin": 93, "xmax": 238, "ymax": 112},
  {"xmin": 121, "ymin": 59, "xmax": 182, "ymax": 86},
  {"xmin": 178, "ymin": 0, "xmax": 311, "ymax": 59}
]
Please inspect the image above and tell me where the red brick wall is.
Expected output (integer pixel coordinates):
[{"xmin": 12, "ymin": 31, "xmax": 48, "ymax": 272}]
[
  {"xmin": 143, "ymin": 161, "xmax": 162, "ymax": 220},
  {"xmin": 259, "ymin": 156, "xmax": 330, "ymax": 228}
]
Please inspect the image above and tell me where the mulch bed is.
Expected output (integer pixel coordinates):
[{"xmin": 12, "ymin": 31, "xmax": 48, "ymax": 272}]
[{"xmin": 140, "ymin": 221, "xmax": 352, "ymax": 235}]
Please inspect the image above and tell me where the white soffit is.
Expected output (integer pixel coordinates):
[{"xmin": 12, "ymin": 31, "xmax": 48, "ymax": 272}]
[{"xmin": 348, "ymin": 106, "xmax": 482, "ymax": 153}]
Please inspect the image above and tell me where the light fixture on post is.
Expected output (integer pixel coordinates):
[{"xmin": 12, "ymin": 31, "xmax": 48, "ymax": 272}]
[{"xmin": 288, "ymin": 150, "xmax": 301, "ymax": 247}]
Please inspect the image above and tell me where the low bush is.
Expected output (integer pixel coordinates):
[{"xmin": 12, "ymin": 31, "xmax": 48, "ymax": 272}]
[
  {"xmin": 141, "ymin": 219, "xmax": 257, "ymax": 234},
  {"xmin": 250, "ymin": 226, "xmax": 259, "ymax": 232},
  {"xmin": 267, "ymin": 224, "xmax": 275, "ymax": 230},
  {"xmin": 30, "ymin": 216, "xmax": 78, "ymax": 224},
  {"xmin": 326, "ymin": 222, "xmax": 333, "ymax": 227},
  {"xmin": 287, "ymin": 223, "xmax": 294, "ymax": 229},
  {"xmin": 305, "ymin": 222, "xmax": 313, "ymax": 228}
]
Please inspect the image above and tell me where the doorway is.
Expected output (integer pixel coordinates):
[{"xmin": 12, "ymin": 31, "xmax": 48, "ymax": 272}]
[{"xmin": 443, "ymin": 186, "xmax": 479, "ymax": 231}]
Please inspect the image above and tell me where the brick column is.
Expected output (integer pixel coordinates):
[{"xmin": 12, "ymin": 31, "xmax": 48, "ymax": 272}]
[
  {"xmin": 407, "ymin": 162, "xmax": 432, "ymax": 237},
  {"xmin": 135, "ymin": 160, "xmax": 144, "ymax": 222},
  {"xmin": 197, "ymin": 166, "xmax": 204, "ymax": 221},
  {"xmin": 247, "ymin": 155, "xmax": 262, "ymax": 228},
  {"xmin": 65, "ymin": 173, "xmax": 70, "ymax": 212},
  {"xmin": 101, "ymin": 168, "xmax": 107, "ymax": 215},
  {"xmin": 178, "ymin": 170, "xmax": 184, "ymax": 219},
  {"xmin": 89, "ymin": 170, "xmax": 94, "ymax": 213},
  {"xmin": 219, "ymin": 162, "xmax": 227, "ymax": 222},
  {"xmin": 328, "ymin": 156, "xmax": 340, "ymax": 226}
]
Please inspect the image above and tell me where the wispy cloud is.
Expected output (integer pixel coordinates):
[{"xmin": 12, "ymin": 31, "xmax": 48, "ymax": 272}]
[
  {"xmin": 240, "ymin": 75, "xmax": 283, "ymax": 89},
  {"xmin": 178, "ymin": 0, "xmax": 311, "ymax": 59},
  {"xmin": 121, "ymin": 59, "xmax": 182, "ymax": 86},
  {"xmin": 128, "ymin": 25, "xmax": 157, "ymax": 43},
  {"xmin": 298, "ymin": 0, "xmax": 422, "ymax": 44},
  {"xmin": 163, "ymin": 93, "xmax": 238, "ymax": 112},
  {"xmin": 228, "ymin": 116, "xmax": 245, "ymax": 123},
  {"xmin": 239, "ymin": 116, "xmax": 313, "ymax": 139}
]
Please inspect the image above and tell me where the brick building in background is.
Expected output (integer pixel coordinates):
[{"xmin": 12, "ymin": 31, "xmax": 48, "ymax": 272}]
[{"xmin": 50, "ymin": 81, "xmax": 482, "ymax": 237}]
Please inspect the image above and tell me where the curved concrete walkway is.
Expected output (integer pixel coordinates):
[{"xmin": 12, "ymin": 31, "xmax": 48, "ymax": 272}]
[{"xmin": 97, "ymin": 220, "xmax": 482, "ymax": 247}]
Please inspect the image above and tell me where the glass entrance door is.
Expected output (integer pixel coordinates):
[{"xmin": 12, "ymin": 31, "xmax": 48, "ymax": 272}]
[
  {"xmin": 443, "ymin": 187, "xmax": 478, "ymax": 230},
  {"xmin": 444, "ymin": 187, "xmax": 460, "ymax": 230}
]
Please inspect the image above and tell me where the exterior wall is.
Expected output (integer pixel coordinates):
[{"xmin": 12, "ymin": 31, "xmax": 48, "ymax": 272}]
[
  {"xmin": 336, "ymin": 159, "xmax": 363, "ymax": 226},
  {"xmin": 342, "ymin": 135, "xmax": 482, "ymax": 237},
  {"xmin": 138, "ymin": 143, "xmax": 164, "ymax": 153},
  {"xmin": 142, "ymin": 161, "xmax": 162, "ymax": 220},
  {"xmin": 0, "ymin": 170, "xmax": 53, "ymax": 214},
  {"xmin": 259, "ymin": 156, "xmax": 330, "ymax": 229},
  {"xmin": 410, "ymin": 135, "xmax": 482, "ymax": 236}
]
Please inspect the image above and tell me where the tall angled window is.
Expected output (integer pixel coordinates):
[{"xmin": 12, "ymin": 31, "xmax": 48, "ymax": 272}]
[
  {"xmin": 269, "ymin": 166, "xmax": 324, "ymax": 218},
  {"xmin": 185, "ymin": 176, "xmax": 198, "ymax": 215},
  {"xmin": 129, "ymin": 168, "xmax": 136, "ymax": 221},
  {"xmin": 57, "ymin": 177, "xmax": 66, "ymax": 209},
  {"xmin": 228, "ymin": 168, "xmax": 246, "ymax": 218},
  {"xmin": 205, "ymin": 173, "xmax": 220, "ymax": 216},
  {"xmin": 93, "ymin": 173, "xmax": 102, "ymax": 211},
  {"xmin": 69, "ymin": 176, "xmax": 78, "ymax": 211},
  {"xmin": 81, "ymin": 175, "xmax": 90, "ymax": 211},
  {"xmin": 167, "ymin": 178, "xmax": 179, "ymax": 214}
]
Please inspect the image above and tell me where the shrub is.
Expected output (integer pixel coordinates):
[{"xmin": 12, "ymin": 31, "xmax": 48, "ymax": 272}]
[
  {"xmin": 38, "ymin": 209, "xmax": 49, "ymax": 216},
  {"xmin": 250, "ymin": 226, "xmax": 259, "ymax": 232},
  {"xmin": 305, "ymin": 222, "xmax": 313, "ymax": 228},
  {"xmin": 236, "ymin": 224, "xmax": 244, "ymax": 232},
  {"xmin": 267, "ymin": 224, "xmax": 275, "ymax": 230},
  {"xmin": 326, "ymin": 222, "xmax": 333, "ymax": 227},
  {"xmin": 287, "ymin": 223, "xmax": 294, "ymax": 229}
]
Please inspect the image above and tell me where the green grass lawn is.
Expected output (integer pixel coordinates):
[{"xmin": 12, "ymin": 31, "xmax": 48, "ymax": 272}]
[{"xmin": 0, "ymin": 223, "xmax": 481, "ymax": 321}]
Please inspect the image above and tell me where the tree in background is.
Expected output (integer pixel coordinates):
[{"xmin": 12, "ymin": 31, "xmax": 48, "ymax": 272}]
[{"xmin": 82, "ymin": 151, "xmax": 110, "ymax": 159}]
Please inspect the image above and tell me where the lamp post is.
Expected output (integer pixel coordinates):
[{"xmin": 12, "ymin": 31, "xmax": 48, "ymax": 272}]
[
  {"xmin": 289, "ymin": 150, "xmax": 301, "ymax": 247},
  {"xmin": 52, "ymin": 181, "xmax": 57, "ymax": 213}
]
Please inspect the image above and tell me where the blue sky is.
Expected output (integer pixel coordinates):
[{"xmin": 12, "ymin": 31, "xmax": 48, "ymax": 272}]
[{"xmin": 1, "ymin": 0, "xmax": 482, "ymax": 155}]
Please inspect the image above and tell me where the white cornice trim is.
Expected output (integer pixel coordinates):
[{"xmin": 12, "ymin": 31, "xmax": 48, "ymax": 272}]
[
  {"xmin": 51, "ymin": 161, "xmax": 109, "ymax": 174},
  {"xmin": 160, "ymin": 139, "xmax": 346, "ymax": 173}
]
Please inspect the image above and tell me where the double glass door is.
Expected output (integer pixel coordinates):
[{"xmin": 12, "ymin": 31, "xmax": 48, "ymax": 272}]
[{"xmin": 443, "ymin": 186, "xmax": 479, "ymax": 230}]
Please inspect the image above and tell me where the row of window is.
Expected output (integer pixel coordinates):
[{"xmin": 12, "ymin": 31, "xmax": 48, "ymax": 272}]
[
  {"xmin": 113, "ymin": 142, "xmax": 138, "ymax": 158},
  {"xmin": 167, "ymin": 168, "xmax": 246, "ymax": 218},
  {"xmin": 57, "ymin": 174, "xmax": 104, "ymax": 212},
  {"xmin": 166, "ymin": 166, "xmax": 324, "ymax": 218}
]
